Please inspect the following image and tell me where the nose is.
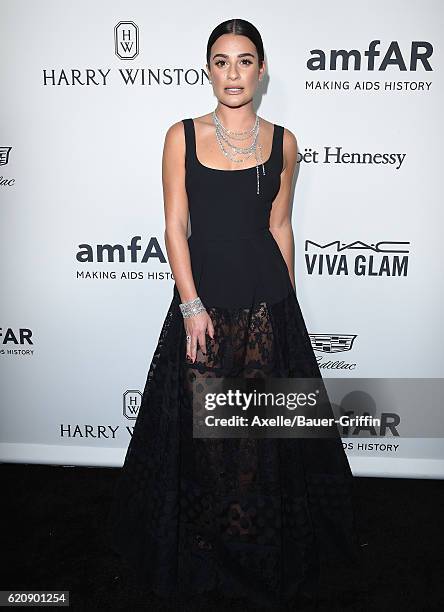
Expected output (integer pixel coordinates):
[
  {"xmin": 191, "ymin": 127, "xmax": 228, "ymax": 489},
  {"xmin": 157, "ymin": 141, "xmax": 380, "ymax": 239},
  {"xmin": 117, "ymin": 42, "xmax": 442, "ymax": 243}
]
[{"xmin": 227, "ymin": 63, "xmax": 240, "ymax": 80}]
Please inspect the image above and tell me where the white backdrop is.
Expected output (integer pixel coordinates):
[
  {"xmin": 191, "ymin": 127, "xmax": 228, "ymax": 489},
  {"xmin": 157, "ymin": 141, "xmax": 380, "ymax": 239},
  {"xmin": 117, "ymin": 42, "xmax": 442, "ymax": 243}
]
[{"xmin": 1, "ymin": 0, "xmax": 443, "ymax": 477}]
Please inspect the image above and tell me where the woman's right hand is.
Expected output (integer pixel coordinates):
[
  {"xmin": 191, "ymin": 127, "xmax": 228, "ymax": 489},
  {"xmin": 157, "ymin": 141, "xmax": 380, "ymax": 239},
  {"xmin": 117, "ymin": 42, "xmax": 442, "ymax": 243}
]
[{"xmin": 185, "ymin": 310, "xmax": 215, "ymax": 363}]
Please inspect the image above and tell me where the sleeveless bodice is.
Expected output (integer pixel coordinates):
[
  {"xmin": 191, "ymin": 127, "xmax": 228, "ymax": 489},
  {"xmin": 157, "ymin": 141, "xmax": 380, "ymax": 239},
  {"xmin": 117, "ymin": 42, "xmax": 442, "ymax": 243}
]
[
  {"xmin": 183, "ymin": 118, "xmax": 284, "ymax": 239},
  {"xmin": 177, "ymin": 118, "xmax": 294, "ymax": 309}
]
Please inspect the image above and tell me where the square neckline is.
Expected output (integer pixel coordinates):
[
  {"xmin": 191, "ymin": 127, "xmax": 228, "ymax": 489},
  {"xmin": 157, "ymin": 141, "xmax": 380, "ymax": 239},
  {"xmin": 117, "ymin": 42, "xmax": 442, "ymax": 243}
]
[{"xmin": 190, "ymin": 118, "xmax": 276, "ymax": 173}]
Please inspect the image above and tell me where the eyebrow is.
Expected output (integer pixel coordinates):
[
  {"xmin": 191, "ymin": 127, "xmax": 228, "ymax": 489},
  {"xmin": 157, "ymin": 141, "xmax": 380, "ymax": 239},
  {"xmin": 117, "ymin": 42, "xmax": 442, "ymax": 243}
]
[{"xmin": 212, "ymin": 52, "xmax": 255, "ymax": 60}]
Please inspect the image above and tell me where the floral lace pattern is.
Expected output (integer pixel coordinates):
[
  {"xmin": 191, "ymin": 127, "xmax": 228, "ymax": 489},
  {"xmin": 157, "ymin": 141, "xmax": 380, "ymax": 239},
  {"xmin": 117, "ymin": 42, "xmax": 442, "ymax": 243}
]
[{"xmin": 106, "ymin": 289, "xmax": 362, "ymax": 608}]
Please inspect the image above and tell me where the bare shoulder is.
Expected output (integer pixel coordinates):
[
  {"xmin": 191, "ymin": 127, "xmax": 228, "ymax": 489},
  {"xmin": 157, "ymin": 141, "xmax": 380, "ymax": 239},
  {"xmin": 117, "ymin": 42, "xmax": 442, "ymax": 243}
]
[
  {"xmin": 164, "ymin": 120, "xmax": 186, "ymax": 145},
  {"xmin": 162, "ymin": 120, "xmax": 187, "ymax": 170},
  {"xmin": 282, "ymin": 126, "xmax": 298, "ymax": 171},
  {"xmin": 193, "ymin": 113, "xmax": 212, "ymax": 126},
  {"xmin": 283, "ymin": 126, "xmax": 298, "ymax": 151},
  {"xmin": 260, "ymin": 116, "xmax": 290, "ymax": 144},
  {"xmin": 192, "ymin": 114, "xmax": 216, "ymax": 134}
]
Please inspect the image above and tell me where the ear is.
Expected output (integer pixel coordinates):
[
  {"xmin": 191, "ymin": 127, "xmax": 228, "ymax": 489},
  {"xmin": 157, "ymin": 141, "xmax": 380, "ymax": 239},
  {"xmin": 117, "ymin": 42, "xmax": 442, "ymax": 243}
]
[{"xmin": 258, "ymin": 60, "xmax": 266, "ymax": 81}]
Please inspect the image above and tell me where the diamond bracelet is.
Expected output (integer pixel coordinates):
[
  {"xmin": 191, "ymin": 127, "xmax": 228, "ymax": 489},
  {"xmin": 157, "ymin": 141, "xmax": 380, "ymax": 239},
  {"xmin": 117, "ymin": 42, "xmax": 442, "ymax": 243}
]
[{"xmin": 179, "ymin": 296, "xmax": 206, "ymax": 318}]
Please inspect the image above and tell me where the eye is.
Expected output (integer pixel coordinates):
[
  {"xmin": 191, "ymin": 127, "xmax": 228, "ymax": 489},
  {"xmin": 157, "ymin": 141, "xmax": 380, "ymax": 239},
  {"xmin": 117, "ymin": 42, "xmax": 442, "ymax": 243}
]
[{"xmin": 214, "ymin": 58, "xmax": 254, "ymax": 68}]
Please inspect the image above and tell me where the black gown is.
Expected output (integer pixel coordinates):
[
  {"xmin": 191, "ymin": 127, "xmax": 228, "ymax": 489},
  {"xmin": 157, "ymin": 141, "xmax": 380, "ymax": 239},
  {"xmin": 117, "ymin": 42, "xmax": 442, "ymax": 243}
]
[{"xmin": 107, "ymin": 118, "xmax": 362, "ymax": 609}]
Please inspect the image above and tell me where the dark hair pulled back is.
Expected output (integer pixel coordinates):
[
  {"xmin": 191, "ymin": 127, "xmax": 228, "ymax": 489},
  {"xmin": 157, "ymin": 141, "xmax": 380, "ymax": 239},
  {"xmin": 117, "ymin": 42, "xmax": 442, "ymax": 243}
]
[{"xmin": 206, "ymin": 19, "xmax": 265, "ymax": 68}]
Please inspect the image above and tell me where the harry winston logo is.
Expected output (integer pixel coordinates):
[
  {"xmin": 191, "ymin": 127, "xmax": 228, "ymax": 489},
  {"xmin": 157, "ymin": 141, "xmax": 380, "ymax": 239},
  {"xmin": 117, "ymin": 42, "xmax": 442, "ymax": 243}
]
[
  {"xmin": 114, "ymin": 21, "xmax": 139, "ymax": 60},
  {"xmin": 123, "ymin": 390, "xmax": 142, "ymax": 419},
  {"xmin": 309, "ymin": 334, "xmax": 357, "ymax": 353}
]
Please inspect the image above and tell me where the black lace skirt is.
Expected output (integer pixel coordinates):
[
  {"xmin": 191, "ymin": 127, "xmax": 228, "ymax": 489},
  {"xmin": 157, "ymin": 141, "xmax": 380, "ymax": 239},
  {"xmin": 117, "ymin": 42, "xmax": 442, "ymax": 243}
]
[{"xmin": 106, "ymin": 288, "xmax": 362, "ymax": 609}]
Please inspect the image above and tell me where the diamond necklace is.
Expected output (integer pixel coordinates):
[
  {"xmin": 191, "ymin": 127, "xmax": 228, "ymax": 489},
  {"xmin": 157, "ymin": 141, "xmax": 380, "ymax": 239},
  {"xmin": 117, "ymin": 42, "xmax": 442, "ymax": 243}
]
[{"xmin": 211, "ymin": 110, "xmax": 266, "ymax": 195}]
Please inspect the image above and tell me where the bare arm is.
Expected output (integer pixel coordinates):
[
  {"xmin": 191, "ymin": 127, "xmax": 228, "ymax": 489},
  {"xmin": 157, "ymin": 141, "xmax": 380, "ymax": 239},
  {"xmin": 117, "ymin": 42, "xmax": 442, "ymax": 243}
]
[
  {"xmin": 162, "ymin": 121, "xmax": 198, "ymax": 303},
  {"xmin": 269, "ymin": 128, "xmax": 298, "ymax": 290},
  {"xmin": 162, "ymin": 121, "xmax": 214, "ymax": 361}
]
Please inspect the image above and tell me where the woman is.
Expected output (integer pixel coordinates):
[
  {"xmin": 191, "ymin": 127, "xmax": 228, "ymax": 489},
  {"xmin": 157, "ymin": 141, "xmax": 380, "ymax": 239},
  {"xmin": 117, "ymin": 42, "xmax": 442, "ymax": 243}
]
[{"xmin": 107, "ymin": 18, "xmax": 362, "ymax": 609}]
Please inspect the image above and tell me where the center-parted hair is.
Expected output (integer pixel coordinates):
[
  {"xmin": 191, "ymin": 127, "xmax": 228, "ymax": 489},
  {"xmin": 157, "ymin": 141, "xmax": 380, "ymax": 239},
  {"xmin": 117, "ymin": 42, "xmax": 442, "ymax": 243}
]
[{"xmin": 206, "ymin": 19, "xmax": 265, "ymax": 68}]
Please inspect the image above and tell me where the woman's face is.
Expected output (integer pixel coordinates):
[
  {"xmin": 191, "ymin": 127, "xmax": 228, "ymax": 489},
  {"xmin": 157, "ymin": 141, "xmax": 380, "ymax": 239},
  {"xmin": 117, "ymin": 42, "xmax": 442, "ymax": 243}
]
[{"xmin": 207, "ymin": 33, "xmax": 265, "ymax": 107}]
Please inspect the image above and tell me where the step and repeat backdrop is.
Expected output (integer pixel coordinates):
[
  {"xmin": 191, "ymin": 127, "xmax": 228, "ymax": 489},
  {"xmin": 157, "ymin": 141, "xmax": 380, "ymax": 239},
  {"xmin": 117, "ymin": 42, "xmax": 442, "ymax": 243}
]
[{"xmin": 1, "ymin": 0, "xmax": 443, "ymax": 477}]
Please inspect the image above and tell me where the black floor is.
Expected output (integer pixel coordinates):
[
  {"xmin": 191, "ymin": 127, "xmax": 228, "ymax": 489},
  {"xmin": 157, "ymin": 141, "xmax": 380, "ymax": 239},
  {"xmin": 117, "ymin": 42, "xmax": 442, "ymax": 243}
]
[{"xmin": 2, "ymin": 464, "xmax": 443, "ymax": 611}]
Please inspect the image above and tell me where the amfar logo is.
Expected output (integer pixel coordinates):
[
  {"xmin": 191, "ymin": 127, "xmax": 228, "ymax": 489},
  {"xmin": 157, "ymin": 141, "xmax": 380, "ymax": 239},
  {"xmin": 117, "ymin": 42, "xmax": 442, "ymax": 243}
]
[
  {"xmin": 0, "ymin": 327, "xmax": 34, "ymax": 356},
  {"xmin": 305, "ymin": 240, "xmax": 410, "ymax": 277},
  {"xmin": 0, "ymin": 146, "xmax": 15, "ymax": 187},
  {"xmin": 0, "ymin": 327, "xmax": 33, "ymax": 344},
  {"xmin": 310, "ymin": 334, "xmax": 357, "ymax": 353},
  {"xmin": 114, "ymin": 21, "xmax": 139, "ymax": 60},
  {"xmin": 76, "ymin": 236, "xmax": 167, "ymax": 263},
  {"xmin": 307, "ymin": 40, "xmax": 433, "ymax": 71},
  {"xmin": 123, "ymin": 390, "xmax": 142, "ymax": 420}
]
